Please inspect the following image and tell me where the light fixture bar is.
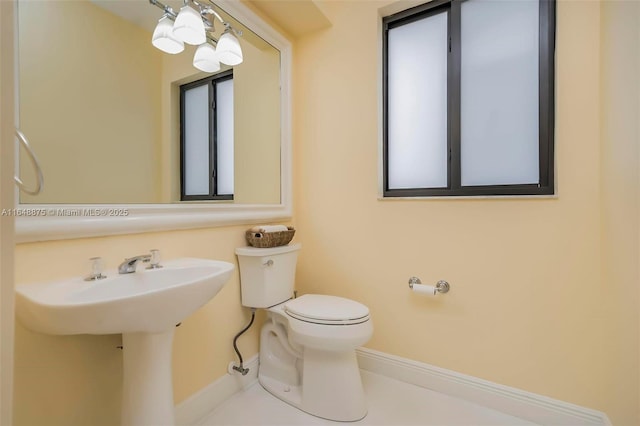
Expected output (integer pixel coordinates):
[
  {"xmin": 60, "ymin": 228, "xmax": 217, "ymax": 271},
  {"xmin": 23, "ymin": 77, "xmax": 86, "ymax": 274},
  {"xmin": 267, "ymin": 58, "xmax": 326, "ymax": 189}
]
[
  {"xmin": 205, "ymin": 8, "xmax": 225, "ymax": 26},
  {"xmin": 149, "ymin": 0, "xmax": 178, "ymax": 20},
  {"xmin": 196, "ymin": 1, "xmax": 242, "ymax": 38}
]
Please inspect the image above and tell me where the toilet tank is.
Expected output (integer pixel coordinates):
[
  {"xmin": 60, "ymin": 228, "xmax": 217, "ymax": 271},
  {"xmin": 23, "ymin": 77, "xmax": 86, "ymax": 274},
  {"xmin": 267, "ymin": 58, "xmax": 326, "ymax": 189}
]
[{"xmin": 235, "ymin": 243, "xmax": 301, "ymax": 308}]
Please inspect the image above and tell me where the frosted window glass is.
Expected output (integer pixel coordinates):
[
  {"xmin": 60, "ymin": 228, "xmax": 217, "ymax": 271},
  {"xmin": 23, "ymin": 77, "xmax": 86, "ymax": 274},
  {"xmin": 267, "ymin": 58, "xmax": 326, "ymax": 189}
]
[
  {"xmin": 387, "ymin": 12, "xmax": 448, "ymax": 189},
  {"xmin": 184, "ymin": 85, "xmax": 210, "ymax": 196},
  {"xmin": 216, "ymin": 79, "xmax": 234, "ymax": 195},
  {"xmin": 461, "ymin": 0, "xmax": 539, "ymax": 186}
]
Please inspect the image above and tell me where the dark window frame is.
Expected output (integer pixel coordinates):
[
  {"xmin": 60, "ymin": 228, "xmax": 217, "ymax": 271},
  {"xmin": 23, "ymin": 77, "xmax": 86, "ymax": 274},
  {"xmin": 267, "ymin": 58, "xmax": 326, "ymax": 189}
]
[
  {"xmin": 382, "ymin": 0, "xmax": 556, "ymax": 197},
  {"xmin": 180, "ymin": 70, "xmax": 234, "ymax": 201}
]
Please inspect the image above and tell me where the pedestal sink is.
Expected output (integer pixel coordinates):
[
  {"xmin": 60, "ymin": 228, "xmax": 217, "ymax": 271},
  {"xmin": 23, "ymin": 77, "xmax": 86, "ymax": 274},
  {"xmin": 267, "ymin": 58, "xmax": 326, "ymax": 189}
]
[{"xmin": 15, "ymin": 258, "xmax": 234, "ymax": 426}]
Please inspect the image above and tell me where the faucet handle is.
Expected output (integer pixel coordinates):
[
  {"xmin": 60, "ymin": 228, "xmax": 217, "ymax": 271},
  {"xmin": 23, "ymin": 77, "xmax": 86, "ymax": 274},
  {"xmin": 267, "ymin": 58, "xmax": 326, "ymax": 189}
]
[
  {"xmin": 147, "ymin": 249, "xmax": 163, "ymax": 269},
  {"xmin": 85, "ymin": 257, "xmax": 107, "ymax": 281}
]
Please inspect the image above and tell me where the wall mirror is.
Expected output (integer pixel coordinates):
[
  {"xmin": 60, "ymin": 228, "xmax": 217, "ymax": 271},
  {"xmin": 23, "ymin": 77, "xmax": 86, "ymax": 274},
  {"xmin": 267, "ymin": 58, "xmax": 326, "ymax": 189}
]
[{"xmin": 14, "ymin": 0, "xmax": 292, "ymax": 242}]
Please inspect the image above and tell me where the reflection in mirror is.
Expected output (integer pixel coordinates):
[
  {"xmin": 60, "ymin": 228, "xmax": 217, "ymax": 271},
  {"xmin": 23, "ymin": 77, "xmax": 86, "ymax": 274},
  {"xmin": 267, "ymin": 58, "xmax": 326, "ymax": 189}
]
[{"xmin": 18, "ymin": 0, "xmax": 281, "ymax": 205}]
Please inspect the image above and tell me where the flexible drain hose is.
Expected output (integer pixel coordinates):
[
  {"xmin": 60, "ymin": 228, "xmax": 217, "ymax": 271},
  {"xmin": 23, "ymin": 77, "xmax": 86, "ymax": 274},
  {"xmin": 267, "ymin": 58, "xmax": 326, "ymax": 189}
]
[{"xmin": 232, "ymin": 308, "xmax": 256, "ymax": 376}]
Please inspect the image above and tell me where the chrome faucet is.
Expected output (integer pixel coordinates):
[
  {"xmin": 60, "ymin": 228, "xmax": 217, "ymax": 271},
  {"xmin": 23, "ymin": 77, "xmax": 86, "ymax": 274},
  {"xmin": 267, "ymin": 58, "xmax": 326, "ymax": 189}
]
[{"xmin": 118, "ymin": 254, "xmax": 151, "ymax": 274}]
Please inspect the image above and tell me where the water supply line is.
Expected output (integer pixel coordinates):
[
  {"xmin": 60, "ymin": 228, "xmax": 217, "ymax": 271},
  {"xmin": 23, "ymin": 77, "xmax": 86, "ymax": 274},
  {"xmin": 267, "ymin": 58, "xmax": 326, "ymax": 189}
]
[{"xmin": 232, "ymin": 308, "xmax": 256, "ymax": 375}]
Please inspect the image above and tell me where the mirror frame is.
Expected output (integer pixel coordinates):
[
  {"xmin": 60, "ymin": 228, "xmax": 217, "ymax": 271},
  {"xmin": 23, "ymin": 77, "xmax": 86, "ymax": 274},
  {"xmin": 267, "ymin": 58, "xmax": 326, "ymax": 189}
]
[{"xmin": 14, "ymin": 0, "xmax": 292, "ymax": 243}]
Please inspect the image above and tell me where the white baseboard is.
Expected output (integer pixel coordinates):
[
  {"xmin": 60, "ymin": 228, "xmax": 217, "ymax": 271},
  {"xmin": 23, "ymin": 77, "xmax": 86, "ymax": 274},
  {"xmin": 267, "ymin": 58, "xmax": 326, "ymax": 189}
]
[
  {"xmin": 356, "ymin": 348, "xmax": 611, "ymax": 426},
  {"xmin": 175, "ymin": 354, "xmax": 259, "ymax": 426}
]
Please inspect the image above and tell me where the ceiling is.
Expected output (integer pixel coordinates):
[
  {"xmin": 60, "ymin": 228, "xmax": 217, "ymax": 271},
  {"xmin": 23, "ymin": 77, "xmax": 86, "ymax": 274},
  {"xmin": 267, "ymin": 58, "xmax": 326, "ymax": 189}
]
[{"xmin": 246, "ymin": 0, "xmax": 332, "ymax": 38}]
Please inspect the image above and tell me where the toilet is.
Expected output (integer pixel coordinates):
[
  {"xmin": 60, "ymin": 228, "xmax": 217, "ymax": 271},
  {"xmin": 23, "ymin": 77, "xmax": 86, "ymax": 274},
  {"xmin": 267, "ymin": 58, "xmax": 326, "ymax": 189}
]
[{"xmin": 235, "ymin": 243, "xmax": 373, "ymax": 422}]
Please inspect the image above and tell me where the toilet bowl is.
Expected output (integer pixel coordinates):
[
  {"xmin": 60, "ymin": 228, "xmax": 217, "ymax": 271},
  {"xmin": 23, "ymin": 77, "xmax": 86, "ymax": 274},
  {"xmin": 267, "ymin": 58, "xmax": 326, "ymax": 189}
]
[
  {"xmin": 260, "ymin": 295, "xmax": 373, "ymax": 421},
  {"xmin": 235, "ymin": 244, "xmax": 373, "ymax": 422}
]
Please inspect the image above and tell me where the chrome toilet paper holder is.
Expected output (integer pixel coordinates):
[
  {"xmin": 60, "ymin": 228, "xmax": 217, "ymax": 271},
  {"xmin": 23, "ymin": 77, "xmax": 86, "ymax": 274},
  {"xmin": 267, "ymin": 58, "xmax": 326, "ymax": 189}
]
[{"xmin": 408, "ymin": 277, "xmax": 450, "ymax": 294}]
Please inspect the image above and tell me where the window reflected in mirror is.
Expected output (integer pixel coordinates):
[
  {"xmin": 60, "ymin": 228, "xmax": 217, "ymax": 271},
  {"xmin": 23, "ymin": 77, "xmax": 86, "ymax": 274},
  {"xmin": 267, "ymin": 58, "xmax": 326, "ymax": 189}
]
[{"xmin": 181, "ymin": 71, "xmax": 235, "ymax": 201}]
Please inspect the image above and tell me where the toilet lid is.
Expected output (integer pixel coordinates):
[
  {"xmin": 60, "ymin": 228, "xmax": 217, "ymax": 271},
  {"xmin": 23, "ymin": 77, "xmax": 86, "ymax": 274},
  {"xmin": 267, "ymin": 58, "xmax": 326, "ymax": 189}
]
[{"xmin": 284, "ymin": 294, "xmax": 369, "ymax": 325}]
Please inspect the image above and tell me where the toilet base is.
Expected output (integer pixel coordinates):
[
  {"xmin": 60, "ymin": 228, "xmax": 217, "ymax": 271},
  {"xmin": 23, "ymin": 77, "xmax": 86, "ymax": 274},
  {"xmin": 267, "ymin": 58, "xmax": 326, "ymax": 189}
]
[{"xmin": 259, "ymin": 347, "xmax": 367, "ymax": 422}]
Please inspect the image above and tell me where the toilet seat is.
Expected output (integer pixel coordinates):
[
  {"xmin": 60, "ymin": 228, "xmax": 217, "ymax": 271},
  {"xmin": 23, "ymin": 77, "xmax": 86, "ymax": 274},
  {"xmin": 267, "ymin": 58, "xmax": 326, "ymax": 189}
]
[{"xmin": 284, "ymin": 294, "xmax": 370, "ymax": 325}]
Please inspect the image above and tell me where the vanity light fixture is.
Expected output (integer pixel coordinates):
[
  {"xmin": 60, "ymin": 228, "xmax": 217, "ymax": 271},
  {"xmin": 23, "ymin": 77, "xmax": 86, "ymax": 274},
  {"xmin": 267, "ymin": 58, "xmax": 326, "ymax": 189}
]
[{"xmin": 149, "ymin": 0, "xmax": 243, "ymax": 71}]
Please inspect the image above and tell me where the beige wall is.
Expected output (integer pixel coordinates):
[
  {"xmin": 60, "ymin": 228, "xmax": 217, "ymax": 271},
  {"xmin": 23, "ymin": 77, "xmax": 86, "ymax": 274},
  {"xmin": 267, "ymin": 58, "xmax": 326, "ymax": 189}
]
[
  {"xmin": 292, "ymin": 0, "xmax": 638, "ymax": 424},
  {"xmin": 233, "ymin": 40, "xmax": 281, "ymax": 205},
  {"xmin": 600, "ymin": 1, "xmax": 640, "ymax": 423},
  {"xmin": 18, "ymin": 0, "xmax": 162, "ymax": 204},
  {"xmin": 13, "ymin": 226, "xmax": 264, "ymax": 425}
]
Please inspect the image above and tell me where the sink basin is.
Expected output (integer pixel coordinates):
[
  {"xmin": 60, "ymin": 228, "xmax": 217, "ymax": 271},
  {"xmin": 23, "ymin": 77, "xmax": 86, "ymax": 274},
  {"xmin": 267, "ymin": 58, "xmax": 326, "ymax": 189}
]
[
  {"xmin": 16, "ymin": 257, "xmax": 234, "ymax": 335},
  {"xmin": 15, "ymin": 257, "xmax": 234, "ymax": 426}
]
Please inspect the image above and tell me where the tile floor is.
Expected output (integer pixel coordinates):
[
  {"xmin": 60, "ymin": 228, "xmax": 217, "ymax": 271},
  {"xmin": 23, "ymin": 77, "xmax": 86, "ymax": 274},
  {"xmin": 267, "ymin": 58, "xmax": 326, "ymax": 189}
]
[{"xmin": 197, "ymin": 371, "xmax": 538, "ymax": 425}]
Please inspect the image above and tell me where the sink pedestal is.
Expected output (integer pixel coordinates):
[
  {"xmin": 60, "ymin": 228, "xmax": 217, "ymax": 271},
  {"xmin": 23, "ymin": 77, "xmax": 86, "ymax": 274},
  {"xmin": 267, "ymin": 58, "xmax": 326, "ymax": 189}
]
[{"xmin": 122, "ymin": 329, "xmax": 176, "ymax": 426}]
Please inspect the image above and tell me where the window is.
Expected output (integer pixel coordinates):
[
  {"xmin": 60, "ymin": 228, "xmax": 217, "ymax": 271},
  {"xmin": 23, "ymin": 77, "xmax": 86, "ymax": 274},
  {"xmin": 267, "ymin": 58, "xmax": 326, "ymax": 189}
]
[
  {"xmin": 382, "ymin": 0, "xmax": 555, "ymax": 197},
  {"xmin": 180, "ymin": 71, "xmax": 234, "ymax": 201}
]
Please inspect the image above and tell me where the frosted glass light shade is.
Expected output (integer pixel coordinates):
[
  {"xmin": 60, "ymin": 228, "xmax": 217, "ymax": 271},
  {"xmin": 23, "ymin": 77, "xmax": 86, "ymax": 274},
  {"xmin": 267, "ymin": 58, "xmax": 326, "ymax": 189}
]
[
  {"xmin": 151, "ymin": 15, "xmax": 184, "ymax": 54},
  {"xmin": 216, "ymin": 31, "xmax": 243, "ymax": 65},
  {"xmin": 173, "ymin": 5, "xmax": 206, "ymax": 45},
  {"xmin": 193, "ymin": 43, "xmax": 220, "ymax": 73}
]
